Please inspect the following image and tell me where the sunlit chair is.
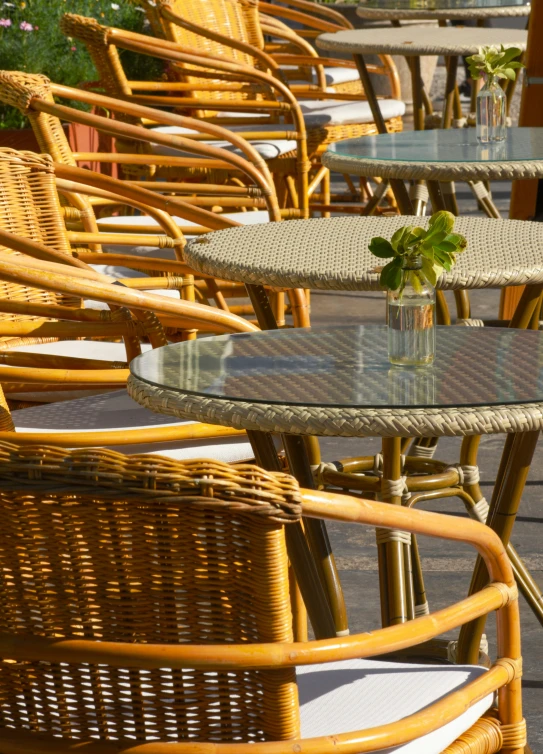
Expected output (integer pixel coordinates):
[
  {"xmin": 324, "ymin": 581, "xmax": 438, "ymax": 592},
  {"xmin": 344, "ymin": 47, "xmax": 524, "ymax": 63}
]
[
  {"xmin": 0, "ymin": 234, "xmax": 256, "ymax": 459},
  {"xmin": 0, "ymin": 443, "xmax": 526, "ymax": 753},
  {"xmin": 61, "ymin": 12, "xmax": 403, "ymax": 213}
]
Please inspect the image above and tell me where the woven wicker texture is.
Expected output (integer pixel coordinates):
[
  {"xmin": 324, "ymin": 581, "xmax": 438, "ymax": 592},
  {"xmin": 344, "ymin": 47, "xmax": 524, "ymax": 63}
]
[
  {"xmin": 317, "ymin": 25, "xmax": 527, "ymax": 56},
  {"xmin": 127, "ymin": 372, "xmax": 543, "ymax": 439},
  {"xmin": 356, "ymin": 3, "xmax": 530, "ymax": 20},
  {"xmin": 0, "ymin": 443, "xmax": 301, "ymax": 743},
  {"xmin": 185, "ymin": 215, "xmax": 543, "ymax": 291},
  {"xmin": 322, "ymin": 150, "xmax": 543, "ymax": 182},
  {"xmin": 0, "ymin": 148, "xmax": 80, "ymax": 316}
]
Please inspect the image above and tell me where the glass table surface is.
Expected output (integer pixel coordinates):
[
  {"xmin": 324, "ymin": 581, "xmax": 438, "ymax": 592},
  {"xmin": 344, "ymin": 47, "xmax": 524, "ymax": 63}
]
[
  {"xmin": 359, "ymin": 0, "xmax": 529, "ymax": 8},
  {"xmin": 328, "ymin": 127, "xmax": 543, "ymax": 164},
  {"xmin": 131, "ymin": 326, "xmax": 543, "ymax": 410}
]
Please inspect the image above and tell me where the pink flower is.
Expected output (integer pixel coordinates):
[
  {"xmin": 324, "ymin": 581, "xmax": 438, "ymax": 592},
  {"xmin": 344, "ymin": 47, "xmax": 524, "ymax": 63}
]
[
  {"xmin": 70, "ymin": 45, "xmax": 76, "ymax": 51},
  {"xmin": 19, "ymin": 20, "xmax": 33, "ymax": 31},
  {"xmin": 0, "ymin": 18, "xmax": 12, "ymax": 27}
]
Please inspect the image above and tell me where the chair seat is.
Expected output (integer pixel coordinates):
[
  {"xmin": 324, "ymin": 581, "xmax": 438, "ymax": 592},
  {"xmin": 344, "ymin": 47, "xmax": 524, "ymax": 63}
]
[
  {"xmin": 298, "ymin": 658, "xmax": 493, "ymax": 753},
  {"xmin": 12, "ymin": 388, "xmax": 254, "ymax": 461},
  {"xmin": 217, "ymin": 99, "xmax": 405, "ymax": 127},
  {"xmin": 95, "ymin": 211, "xmax": 272, "ymax": 259},
  {"xmin": 282, "ymin": 65, "xmax": 360, "ymax": 87},
  {"xmin": 150, "ymin": 125, "xmax": 297, "ymax": 160},
  {"xmin": 4, "ymin": 341, "xmax": 151, "ymax": 402},
  {"xmin": 298, "ymin": 98, "xmax": 406, "ymax": 126}
]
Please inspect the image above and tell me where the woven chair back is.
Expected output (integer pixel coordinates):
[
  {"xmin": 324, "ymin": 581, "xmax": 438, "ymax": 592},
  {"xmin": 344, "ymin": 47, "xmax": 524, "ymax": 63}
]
[
  {"xmin": 0, "ymin": 72, "xmax": 78, "ymax": 167},
  {"xmin": 0, "ymin": 446, "xmax": 301, "ymax": 745},
  {"xmin": 0, "ymin": 148, "xmax": 79, "ymax": 320},
  {"xmin": 135, "ymin": 0, "xmax": 273, "ymax": 108}
]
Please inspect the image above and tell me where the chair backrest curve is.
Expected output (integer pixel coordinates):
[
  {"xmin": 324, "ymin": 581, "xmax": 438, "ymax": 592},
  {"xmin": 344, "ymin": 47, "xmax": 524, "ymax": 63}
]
[{"xmin": 0, "ymin": 444, "xmax": 301, "ymax": 744}]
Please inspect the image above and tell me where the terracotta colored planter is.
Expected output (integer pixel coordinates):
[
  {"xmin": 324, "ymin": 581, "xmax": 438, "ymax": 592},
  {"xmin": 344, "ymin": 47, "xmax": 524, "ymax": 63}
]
[
  {"xmin": 0, "ymin": 127, "xmax": 44, "ymax": 151},
  {"xmin": 0, "ymin": 120, "xmax": 118, "ymax": 178}
]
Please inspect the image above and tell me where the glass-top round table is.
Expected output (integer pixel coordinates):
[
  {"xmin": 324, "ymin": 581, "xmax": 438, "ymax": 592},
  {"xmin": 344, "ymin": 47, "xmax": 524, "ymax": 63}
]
[
  {"xmin": 323, "ymin": 127, "xmax": 543, "ymax": 184},
  {"xmin": 128, "ymin": 325, "xmax": 543, "ymax": 643},
  {"xmin": 357, "ymin": 0, "xmax": 530, "ymax": 20},
  {"xmin": 129, "ymin": 325, "xmax": 543, "ymax": 436}
]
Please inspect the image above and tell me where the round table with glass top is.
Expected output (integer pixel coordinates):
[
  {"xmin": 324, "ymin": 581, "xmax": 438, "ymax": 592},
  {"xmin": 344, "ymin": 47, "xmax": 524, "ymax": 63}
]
[
  {"xmin": 128, "ymin": 325, "xmax": 543, "ymax": 659},
  {"xmin": 356, "ymin": 0, "xmax": 530, "ymax": 22},
  {"xmin": 323, "ymin": 127, "xmax": 543, "ymax": 215},
  {"xmin": 317, "ymin": 26, "xmax": 527, "ymax": 131}
]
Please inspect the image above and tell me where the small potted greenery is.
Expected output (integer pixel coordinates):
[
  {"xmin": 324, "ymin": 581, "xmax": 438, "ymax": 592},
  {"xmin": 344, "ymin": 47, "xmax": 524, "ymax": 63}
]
[
  {"xmin": 466, "ymin": 45, "xmax": 524, "ymax": 144},
  {"xmin": 369, "ymin": 211, "xmax": 467, "ymax": 366}
]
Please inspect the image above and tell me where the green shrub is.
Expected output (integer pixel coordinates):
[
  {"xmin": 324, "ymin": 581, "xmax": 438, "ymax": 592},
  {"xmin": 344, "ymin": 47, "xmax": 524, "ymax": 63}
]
[{"xmin": 0, "ymin": 0, "xmax": 163, "ymax": 129}]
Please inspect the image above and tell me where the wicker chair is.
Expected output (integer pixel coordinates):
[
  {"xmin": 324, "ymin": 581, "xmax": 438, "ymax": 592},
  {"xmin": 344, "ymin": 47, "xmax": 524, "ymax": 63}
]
[
  {"xmin": 60, "ymin": 12, "xmax": 403, "ymax": 213},
  {"xmin": 0, "ymin": 442, "xmax": 526, "ymax": 753},
  {"xmin": 0, "ymin": 233, "xmax": 258, "ymax": 460}
]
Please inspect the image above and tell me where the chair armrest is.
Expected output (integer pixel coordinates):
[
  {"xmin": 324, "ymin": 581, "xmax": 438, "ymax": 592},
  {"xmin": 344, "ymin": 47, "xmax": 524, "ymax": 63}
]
[{"xmin": 0, "ymin": 233, "xmax": 258, "ymax": 335}]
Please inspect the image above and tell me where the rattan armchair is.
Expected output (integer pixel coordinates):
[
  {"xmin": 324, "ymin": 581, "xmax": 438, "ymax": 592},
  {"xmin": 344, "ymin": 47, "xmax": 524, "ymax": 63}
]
[
  {"xmin": 0, "ymin": 233, "xmax": 258, "ymax": 460},
  {"xmin": 0, "ymin": 443, "xmax": 526, "ymax": 753},
  {"xmin": 60, "ymin": 12, "xmax": 403, "ymax": 213}
]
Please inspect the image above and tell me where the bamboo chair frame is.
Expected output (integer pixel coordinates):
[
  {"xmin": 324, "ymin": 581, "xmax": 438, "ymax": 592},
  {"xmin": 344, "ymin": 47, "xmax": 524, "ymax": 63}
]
[
  {"xmin": 0, "ymin": 444, "xmax": 525, "ymax": 753},
  {"xmin": 0, "ymin": 80, "xmax": 308, "ymax": 319},
  {"xmin": 132, "ymin": 0, "xmax": 403, "ymax": 153},
  {"xmin": 60, "ymin": 14, "xmax": 402, "ymax": 212},
  {"xmin": 0, "ymin": 228, "xmax": 257, "ymax": 442},
  {"xmin": 59, "ymin": 15, "xmax": 314, "ymax": 214}
]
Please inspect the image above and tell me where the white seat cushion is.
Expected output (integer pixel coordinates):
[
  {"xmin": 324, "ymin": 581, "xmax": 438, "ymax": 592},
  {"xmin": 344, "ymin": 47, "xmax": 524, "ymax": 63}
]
[
  {"xmin": 4, "ymin": 341, "xmax": 152, "ymax": 402},
  {"xmin": 12, "ymin": 388, "xmax": 254, "ymax": 461},
  {"xmin": 282, "ymin": 65, "xmax": 360, "ymax": 87},
  {"xmin": 150, "ymin": 125, "xmax": 296, "ymax": 160},
  {"xmin": 95, "ymin": 211, "xmax": 272, "ymax": 258},
  {"xmin": 298, "ymin": 98, "xmax": 406, "ymax": 127},
  {"xmin": 298, "ymin": 658, "xmax": 493, "ymax": 753},
  {"xmin": 213, "ymin": 101, "xmax": 405, "ymax": 127}
]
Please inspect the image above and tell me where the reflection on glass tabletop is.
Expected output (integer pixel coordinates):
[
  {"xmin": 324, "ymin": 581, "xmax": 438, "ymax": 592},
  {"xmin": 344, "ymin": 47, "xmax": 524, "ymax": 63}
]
[
  {"xmin": 359, "ymin": 0, "xmax": 529, "ymax": 8},
  {"xmin": 328, "ymin": 128, "xmax": 543, "ymax": 164},
  {"xmin": 130, "ymin": 326, "xmax": 543, "ymax": 410}
]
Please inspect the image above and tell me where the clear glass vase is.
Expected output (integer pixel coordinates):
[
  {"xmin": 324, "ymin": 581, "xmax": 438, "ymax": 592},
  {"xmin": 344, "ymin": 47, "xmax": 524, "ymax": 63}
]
[
  {"xmin": 387, "ymin": 260, "xmax": 435, "ymax": 367},
  {"xmin": 476, "ymin": 74, "xmax": 506, "ymax": 144}
]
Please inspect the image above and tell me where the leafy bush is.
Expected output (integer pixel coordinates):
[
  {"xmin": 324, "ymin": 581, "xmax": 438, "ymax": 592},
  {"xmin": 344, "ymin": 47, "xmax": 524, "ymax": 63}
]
[{"xmin": 0, "ymin": 0, "xmax": 163, "ymax": 129}]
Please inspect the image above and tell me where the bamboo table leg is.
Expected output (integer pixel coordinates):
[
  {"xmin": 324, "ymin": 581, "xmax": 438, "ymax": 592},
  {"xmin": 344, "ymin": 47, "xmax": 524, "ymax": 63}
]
[
  {"xmin": 456, "ymin": 430, "xmax": 540, "ymax": 664},
  {"xmin": 247, "ymin": 429, "xmax": 336, "ymax": 640},
  {"xmin": 283, "ymin": 434, "xmax": 349, "ymax": 636},
  {"xmin": 410, "ymin": 55, "xmax": 425, "ymax": 133},
  {"xmin": 352, "ymin": 53, "xmax": 415, "ymax": 216},
  {"xmin": 378, "ymin": 437, "xmax": 410, "ymax": 626}
]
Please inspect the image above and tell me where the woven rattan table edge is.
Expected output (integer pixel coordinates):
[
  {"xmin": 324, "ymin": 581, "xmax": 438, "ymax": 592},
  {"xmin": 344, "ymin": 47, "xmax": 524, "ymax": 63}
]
[
  {"xmin": 355, "ymin": 5, "xmax": 530, "ymax": 19},
  {"xmin": 127, "ymin": 375, "xmax": 543, "ymax": 439},
  {"xmin": 317, "ymin": 29, "xmax": 527, "ymax": 56},
  {"xmin": 322, "ymin": 150, "xmax": 543, "ymax": 182},
  {"xmin": 185, "ymin": 237, "xmax": 543, "ymax": 292}
]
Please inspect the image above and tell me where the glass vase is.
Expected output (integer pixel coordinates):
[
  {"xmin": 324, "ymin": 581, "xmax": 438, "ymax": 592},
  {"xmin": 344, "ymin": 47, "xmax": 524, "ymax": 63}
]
[
  {"xmin": 476, "ymin": 74, "xmax": 506, "ymax": 144},
  {"xmin": 387, "ymin": 260, "xmax": 435, "ymax": 367}
]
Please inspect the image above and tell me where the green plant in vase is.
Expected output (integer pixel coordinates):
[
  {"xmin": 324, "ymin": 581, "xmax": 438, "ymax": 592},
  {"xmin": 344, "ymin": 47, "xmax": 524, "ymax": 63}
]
[
  {"xmin": 369, "ymin": 210, "xmax": 467, "ymax": 366},
  {"xmin": 466, "ymin": 45, "xmax": 524, "ymax": 144}
]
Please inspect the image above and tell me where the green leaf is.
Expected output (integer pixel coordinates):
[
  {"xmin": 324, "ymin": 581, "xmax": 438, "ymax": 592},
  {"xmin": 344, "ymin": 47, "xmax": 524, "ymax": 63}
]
[
  {"xmin": 421, "ymin": 257, "xmax": 437, "ymax": 287},
  {"xmin": 497, "ymin": 46, "xmax": 523, "ymax": 66},
  {"xmin": 503, "ymin": 67, "xmax": 517, "ymax": 81},
  {"xmin": 391, "ymin": 225, "xmax": 413, "ymax": 252},
  {"xmin": 428, "ymin": 210, "xmax": 455, "ymax": 234},
  {"xmin": 435, "ymin": 240, "xmax": 457, "ymax": 253},
  {"xmin": 380, "ymin": 259, "xmax": 403, "ymax": 290},
  {"xmin": 369, "ymin": 237, "xmax": 395, "ymax": 258},
  {"xmin": 433, "ymin": 247, "xmax": 453, "ymax": 271}
]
